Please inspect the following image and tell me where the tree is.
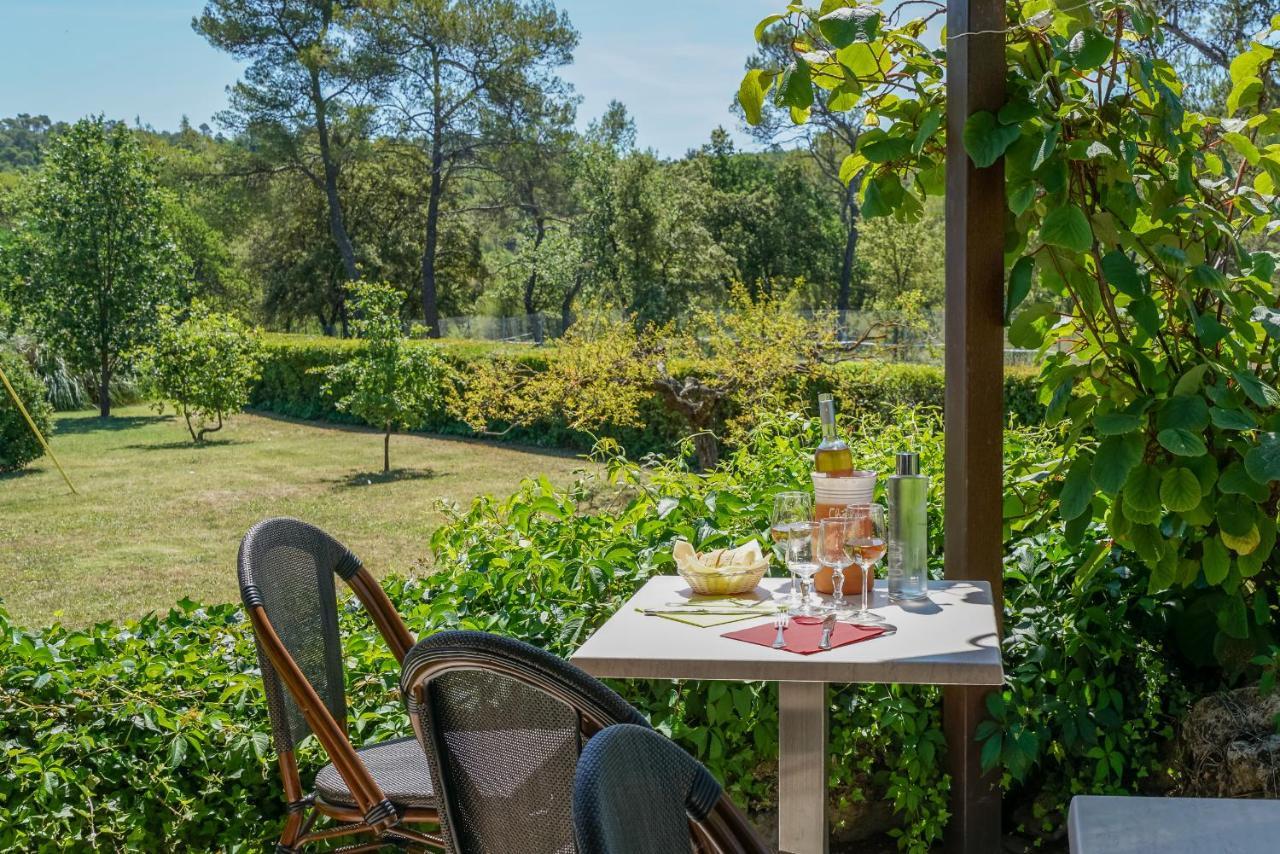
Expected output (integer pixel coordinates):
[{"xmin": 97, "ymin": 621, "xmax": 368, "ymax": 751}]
[
  {"xmin": 353, "ymin": 0, "xmax": 578, "ymax": 334},
  {"xmin": 1151, "ymin": 0, "xmax": 1280, "ymax": 109},
  {"xmin": 139, "ymin": 302, "xmax": 263, "ymax": 442},
  {"xmin": 5, "ymin": 118, "xmax": 184, "ymax": 417},
  {"xmin": 195, "ymin": 0, "xmax": 370, "ymax": 286},
  {"xmin": 315, "ymin": 280, "xmax": 445, "ymax": 472}
]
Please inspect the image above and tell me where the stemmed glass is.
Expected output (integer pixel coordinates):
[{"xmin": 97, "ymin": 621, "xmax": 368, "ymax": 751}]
[
  {"xmin": 784, "ymin": 521, "xmax": 822, "ymax": 617},
  {"xmin": 770, "ymin": 492, "xmax": 813, "ymax": 607},
  {"xmin": 842, "ymin": 504, "xmax": 886, "ymax": 623},
  {"xmin": 817, "ymin": 517, "xmax": 855, "ymax": 615}
]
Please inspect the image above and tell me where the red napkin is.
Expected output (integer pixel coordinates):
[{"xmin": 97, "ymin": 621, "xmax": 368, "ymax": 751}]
[{"xmin": 722, "ymin": 616, "xmax": 888, "ymax": 655}]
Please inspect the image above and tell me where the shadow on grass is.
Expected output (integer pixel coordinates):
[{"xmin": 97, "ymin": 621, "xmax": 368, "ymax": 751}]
[
  {"xmin": 0, "ymin": 467, "xmax": 40, "ymax": 482},
  {"xmin": 53, "ymin": 414, "xmax": 170, "ymax": 435},
  {"xmin": 122, "ymin": 438, "xmax": 247, "ymax": 452},
  {"xmin": 332, "ymin": 468, "xmax": 438, "ymax": 488}
]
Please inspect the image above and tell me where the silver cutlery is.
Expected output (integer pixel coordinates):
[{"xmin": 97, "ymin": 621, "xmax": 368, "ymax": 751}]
[
  {"xmin": 772, "ymin": 611, "xmax": 790, "ymax": 649},
  {"xmin": 818, "ymin": 612, "xmax": 838, "ymax": 650}
]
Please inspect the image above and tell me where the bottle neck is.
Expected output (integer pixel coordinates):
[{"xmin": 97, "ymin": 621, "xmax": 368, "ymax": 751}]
[{"xmin": 819, "ymin": 399, "xmax": 837, "ymax": 441}]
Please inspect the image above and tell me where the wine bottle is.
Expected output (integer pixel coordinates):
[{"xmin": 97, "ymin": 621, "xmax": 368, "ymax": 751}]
[{"xmin": 814, "ymin": 394, "xmax": 854, "ymax": 476}]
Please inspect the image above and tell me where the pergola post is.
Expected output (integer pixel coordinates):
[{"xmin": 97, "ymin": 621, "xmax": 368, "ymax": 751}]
[{"xmin": 943, "ymin": 0, "xmax": 1006, "ymax": 851}]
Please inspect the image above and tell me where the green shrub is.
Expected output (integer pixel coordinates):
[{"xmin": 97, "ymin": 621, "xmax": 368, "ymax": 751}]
[
  {"xmin": 250, "ymin": 333, "xmax": 1044, "ymax": 458},
  {"xmin": 0, "ymin": 347, "xmax": 53, "ymax": 471}
]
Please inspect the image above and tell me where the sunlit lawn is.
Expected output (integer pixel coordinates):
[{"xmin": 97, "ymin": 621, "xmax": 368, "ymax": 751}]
[{"xmin": 0, "ymin": 405, "xmax": 588, "ymax": 627}]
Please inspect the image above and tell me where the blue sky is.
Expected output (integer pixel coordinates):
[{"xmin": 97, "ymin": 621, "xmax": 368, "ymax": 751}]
[{"xmin": 0, "ymin": 0, "xmax": 780, "ymax": 158}]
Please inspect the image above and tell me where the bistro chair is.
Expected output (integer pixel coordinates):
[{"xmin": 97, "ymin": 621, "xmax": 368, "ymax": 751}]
[
  {"xmin": 238, "ymin": 518, "xmax": 441, "ymax": 852},
  {"xmin": 573, "ymin": 723, "xmax": 770, "ymax": 854},
  {"xmin": 398, "ymin": 629, "xmax": 763, "ymax": 854}
]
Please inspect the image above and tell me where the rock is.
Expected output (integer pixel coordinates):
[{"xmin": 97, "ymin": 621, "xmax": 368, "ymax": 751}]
[{"xmin": 1176, "ymin": 686, "xmax": 1280, "ymax": 798}]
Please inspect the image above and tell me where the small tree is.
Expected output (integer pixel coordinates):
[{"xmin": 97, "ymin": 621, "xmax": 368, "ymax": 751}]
[
  {"xmin": 139, "ymin": 303, "xmax": 262, "ymax": 443},
  {"xmin": 5, "ymin": 118, "xmax": 184, "ymax": 417},
  {"xmin": 315, "ymin": 281, "xmax": 444, "ymax": 472}
]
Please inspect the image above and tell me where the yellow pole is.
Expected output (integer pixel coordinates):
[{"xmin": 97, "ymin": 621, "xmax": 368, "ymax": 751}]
[{"xmin": 0, "ymin": 362, "xmax": 77, "ymax": 495}]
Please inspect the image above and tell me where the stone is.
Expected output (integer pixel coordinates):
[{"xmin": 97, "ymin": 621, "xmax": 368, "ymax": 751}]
[{"xmin": 1176, "ymin": 686, "xmax": 1280, "ymax": 798}]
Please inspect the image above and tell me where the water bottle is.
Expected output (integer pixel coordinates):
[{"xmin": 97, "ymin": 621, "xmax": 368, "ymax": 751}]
[{"xmin": 887, "ymin": 452, "xmax": 929, "ymax": 601}]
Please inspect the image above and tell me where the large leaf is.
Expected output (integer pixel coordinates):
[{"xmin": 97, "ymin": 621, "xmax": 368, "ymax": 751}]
[
  {"xmin": 818, "ymin": 6, "xmax": 881, "ymax": 48},
  {"xmin": 1060, "ymin": 454, "xmax": 1094, "ymax": 521},
  {"xmin": 1067, "ymin": 27, "xmax": 1113, "ymax": 70},
  {"xmin": 781, "ymin": 58, "xmax": 815, "ymax": 111},
  {"xmin": 1244, "ymin": 432, "xmax": 1280, "ymax": 483},
  {"xmin": 1202, "ymin": 536, "xmax": 1231, "ymax": 585},
  {"xmin": 1160, "ymin": 468, "xmax": 1201, "ymax": 513},
  {"xmin": 1092, "ymin": 434, "xmax": 1145, "ymax": 494},
  {"xmin": 962, "ymin": 111, "xmax": 1020, "ymax": 169},
  {"xmin": 1100, "ymin": 250, "xmax": 1144, "ymax": 298},
  {"xmin": 1158, "ymin": 395, "xmax": 1209, "ymax": 432},
  {"xmin": 1157, "ymin": 428, "xmax": 1207, "ymax": 457},
  {"xmin": 1123, "ymin": 465, "xmax": 1162, "ymax": 513},
  {"xmin": 1040, "ymin": 205, "xmax": 1093, "ymax": 252},
  {"xmin": 1006, "ymin": 256, "xmax": 1034, "ymax": 324},
  {"xmin": 1095, "ymin": 412, "xmax": 1143, "ymax": 435},
  {"xmin": 738, "ymin": 70, "xmax": 772, "ymax": 126},
  {"xmin": 1233, "ymin": 370, "xmax": 1280, "ymax": 408}
]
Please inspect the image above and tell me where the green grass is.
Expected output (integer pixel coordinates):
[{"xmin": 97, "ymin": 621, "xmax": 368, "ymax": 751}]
[{"xmin": 0, "ymin": 405, "xmax": 589, "ymax": 627}]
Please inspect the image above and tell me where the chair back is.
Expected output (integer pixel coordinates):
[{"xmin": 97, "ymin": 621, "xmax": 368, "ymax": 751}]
[
  {"xmin": 574, "ymin": 724, "xmax": 771, "ymax": 854},
  {"xmin": 573, "ymin": 723, "xmax": 719, "ymax": 853},
  {"xmin": 237, "ymin": 517, "xmax": 364, "ymax": 751},
  {"xmin": 400, "ymin": 630, "xmax": 648, "ymax": 854}
]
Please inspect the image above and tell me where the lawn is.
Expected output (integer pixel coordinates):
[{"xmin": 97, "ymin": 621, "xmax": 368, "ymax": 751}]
[{"xmin": 0, "ymin": 405, "xmax": 589, "ymax": 627}]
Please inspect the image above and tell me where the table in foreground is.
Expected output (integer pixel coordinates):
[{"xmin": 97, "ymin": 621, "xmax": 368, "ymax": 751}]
[
  {"xmin": 571, "ymin": 576, "xmax": 1004, "ymax": 854},
  {"xmin": 1068, "ymin": 795, "xmax": 1280, "ymax": 854}
]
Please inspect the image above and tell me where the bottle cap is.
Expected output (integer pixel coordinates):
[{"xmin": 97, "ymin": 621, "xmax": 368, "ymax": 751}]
[{"xmin": 895, "ymin": 452, "xmax": 920, "ymax": 476}]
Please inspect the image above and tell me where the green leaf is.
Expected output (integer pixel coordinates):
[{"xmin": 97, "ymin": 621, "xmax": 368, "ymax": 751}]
[
  {"xmin": 1244, "ymin": 432, "xmax": 1280, "ymax": 483},
  {"xmin": 1160, "ymin": 468, "xmax": 1201, "ymax": 512},
  {"xmin": 781, "ymin": 58, "xmax": 814, "ymax": 111},
  {"xmin": 1220, "ymin": 461, "xmax": 1270, "ymax": 501},
  {"xmin": 168, "ymin": 735, "xmax": 187, "ymax": 769},
  {"xmin": 818, "ymin": 6, "xmax": 880, "ymax": 48},
  {"xmin": 1172, "ymin": 365, "xmax": 1211, "ymax": 397},
  {"xmin": 1100, "ymin": 250, "xmax": 1144, "ymax": 298},
  {"xmin": 1092, "ymin": 434, "xmax": 1145, "ymax": 494},
  {"xmin": 1158, "ymin": 396, "xmax": 1209, "ymax": 432},
  {"xmin": 1223, "ymin": 132, "xmax": 1261, "ymax": 166},
  {"xmin": 1227, "ymin": 77, "xmax": 1263, "ymax": 115},
  {"xmin": 1031, "ymin": 123, "xmax": 1060, "ymax": 172},
  {"xmin": 860, "ymin": 135, "xmax": 912, "ymax": 163},
  {"xmin": 1210, "ymin": 407, "xmax": 1258, "ymax": 431},
  {"xmin": 962, "ymin": 111, "xmax": 1020, "ymax": 169},
  {"xmin": 1040, "ymin": 205, "xmax": 1093, "ymax": 252},
  {"xmin": 1060, "ymin": 455, "xmax": 1095, "ymax": 521},
  {"xmin": 1067, "ymin": 27, "xmax": 1113, "ymax": 70},
  {"xmin": 1127, "ymin": 296, "xmax": 1160, "ymax": 337},
  {"xmin": 1202, "ymin": 536, "xmax": 1230, "ymax": 585},
  {"xmin": 1008, "ymin": 302, "xmax": 1056, "ymax": 349},
  {"xmin": 1157, "ymin": 428, "xmax": 1207, "ymax": 457},
  {"xmin": 738, "ymin": 70, "xmax": 772, "ymax": 126},
  {"xmin": 1123, "ymin": 465, "xmax": 1162, "ymax": 513},
  {"xmin": 1006, "ymin": 256, "xmax": 1034, "ymax": 324},
  {"xmin": 1095, "ymin": 412, "xmax": 1142, "ymax": 435},
  {"xmin": 754, "ymin": 13, "xmax": 784, "ymax": 42},
  {"xmin": 1250, "ymin": 306, "xmax": 1280, "ymax": 339},
  {"xmin": 1233, "ymin": 371, "xmax": 1280, "ymax": 408},
  {"xmin": 912, "ymin": 108, "xmax": 943, "ymax": 155},
  {"xmin": 1217, "ymin": 593, "xmax": 1250, "ymax": 640}
]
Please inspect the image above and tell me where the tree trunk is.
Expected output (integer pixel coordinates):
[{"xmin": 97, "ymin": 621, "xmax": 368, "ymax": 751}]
[
  {"xmin": 384, "ymin": 424, "xmax": 392, "ymax": 473},
  {"xmin": 420, "ymin": 140, "xmax": 445, "ymax": 338},
  {"xmin": 98, "ymin": 354, "xmax": 111, "ymax": 418},
  {"xmin": 524, "ymin": 214, "xmax": 547, "ymax": 344},
  {"xmin": 311, "ymin": 69, "xmax": 359, "ymax": 282},
  {"xmin": 691, "ymin": 432, "xmax": 719, "ymax": 471},
  {"xmin": 838, "ymin": 178, "xmax": 861, "ymax": 317},
  {"xmin": 560, "ymin": 271, "xmax": 584, "ymax": 335}
]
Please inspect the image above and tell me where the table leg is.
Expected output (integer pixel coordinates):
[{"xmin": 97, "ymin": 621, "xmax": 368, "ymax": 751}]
[
  {"xmin": 944, "ymin": 684, "xmax": 1002, "ymax": 853},
  {"xmin": 778, "ymin": 681, "xmax": 828, "ymax": 854}
]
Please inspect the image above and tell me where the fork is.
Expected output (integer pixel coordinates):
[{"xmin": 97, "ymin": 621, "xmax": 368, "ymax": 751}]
[{"xmin": 772, "ymin": 611, "xmax": 789, "ymax": 649}]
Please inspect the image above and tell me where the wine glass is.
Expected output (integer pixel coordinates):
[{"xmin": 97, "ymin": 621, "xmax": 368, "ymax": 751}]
[
  {"xmin": 784, "ymin": 521, "xmax": 822, "ymax": 617},
  {"xmin": 817, "ymin": 517, "xmax": 854, "ymax": 615},
  {"xmin": 842, "ymin": 504, "xmax": 886, "ymax": 623},
  {"xmin": 770, "ymin": 491, "xmax": 813, "ymax": 606}
]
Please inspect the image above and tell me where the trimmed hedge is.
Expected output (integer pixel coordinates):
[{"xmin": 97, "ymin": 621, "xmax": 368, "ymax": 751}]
[
  {"xmin": 250, "ymin": 334, "xmax": 1043, "ymax": 456},
  {"xmin": 0, "ymin": 347, "xmax": 53, "ymax": 471}
]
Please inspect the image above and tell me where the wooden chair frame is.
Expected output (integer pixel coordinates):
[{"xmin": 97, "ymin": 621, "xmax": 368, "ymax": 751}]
[
  {"xmin": 246, "ymin": 559, "xmax": 443, "ymax": 853},
  {"xmin": 400, "ymin": 636, "xmax": 767, "ymax": 854}
]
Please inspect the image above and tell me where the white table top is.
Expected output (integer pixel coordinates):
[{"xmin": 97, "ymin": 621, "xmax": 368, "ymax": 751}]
[
  {"xmin": 571, "ymin": 576, "xmax": 1003, "ymax": 686},
  {"xmin": 1068, "ymin": 795, "xmax": 1280, "ymax": 853}
]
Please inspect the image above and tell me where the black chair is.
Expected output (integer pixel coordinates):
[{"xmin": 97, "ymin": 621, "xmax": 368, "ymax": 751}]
[
  {"xmin": 399, "ymin": 630, "xmax": 766, "ymax": 853},
  {"xmin": 573, "ymin": 723, "xmax": 770, "ymax": 854},
  {"xmin": 238, "ymin": 518, "xmax": 441, "ymax": 852}
]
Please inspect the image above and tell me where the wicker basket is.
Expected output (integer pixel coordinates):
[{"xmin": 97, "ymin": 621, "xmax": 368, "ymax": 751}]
[{"xmin": 677, "ymin": 560, "xmax": 769, "ymax": 596}]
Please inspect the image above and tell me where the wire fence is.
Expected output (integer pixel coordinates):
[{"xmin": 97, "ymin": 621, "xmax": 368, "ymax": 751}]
[{"xmin": 427, "ymin": 309, "xmax": 1043, "ymax": 366}]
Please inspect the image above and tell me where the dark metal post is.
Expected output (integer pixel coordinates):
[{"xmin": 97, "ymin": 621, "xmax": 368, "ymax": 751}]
[{"xmin": 944, "ymin": 0, "xmax": 1006, "ymax": 851}]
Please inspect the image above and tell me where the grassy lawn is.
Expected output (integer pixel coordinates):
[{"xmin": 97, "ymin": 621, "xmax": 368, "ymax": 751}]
[{"xmin": 0, "ymin": 405, "xmax": 588, "ymax": 627}]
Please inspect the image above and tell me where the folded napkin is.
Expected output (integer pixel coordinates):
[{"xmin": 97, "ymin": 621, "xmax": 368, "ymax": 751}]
[
  {"xmin": 722, "ymin": 616, "xmax": 888, "ymax": 655},
  {"xmin": 639, "ymin": 597, "xmax": 778, "ymax": 628}
]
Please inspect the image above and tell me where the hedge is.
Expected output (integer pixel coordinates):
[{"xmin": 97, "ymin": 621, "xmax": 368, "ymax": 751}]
[{"xmin": 249, "ymin": 333, "xmax": 1043, "ymax": 456}]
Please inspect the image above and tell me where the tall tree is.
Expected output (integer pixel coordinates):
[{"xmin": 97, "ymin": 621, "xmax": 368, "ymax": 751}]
[
  {"xmin": 353, "ymin": 0, "xmax": 577, "ymax": 335},
  {"xmin": 195, "ymin": 0, "xmax": 369, "ymax": 287},
  {"xmin": 5, "ymin": 119, "xmax": 184, "ymax": 417},
  {"xmin": 1152, "ymin": 0, "xmax": 1280, "ymax": 109}
]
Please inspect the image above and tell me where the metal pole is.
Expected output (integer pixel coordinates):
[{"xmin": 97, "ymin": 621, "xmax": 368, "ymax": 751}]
[{"xmin": 943, "ymin": 0, "xmax": 1005, "ymax": 850}]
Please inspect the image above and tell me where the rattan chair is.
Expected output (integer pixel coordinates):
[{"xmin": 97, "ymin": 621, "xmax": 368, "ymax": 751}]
[
  {"xmin": 398, "ymin": 629, "xmax": 765, "ymax": 854},
  {"xmin": 237, "ymin": 518, "xmax": 441, "ymax": 853},
  {"xmin": 573, "ymin": 723, "xmax": 770, "ymax": 854}
]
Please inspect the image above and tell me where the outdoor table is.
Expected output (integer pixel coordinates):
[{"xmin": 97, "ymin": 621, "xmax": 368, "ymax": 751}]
[
  {"xmin": 1068, "ymin": 795, "xmax": 1280, "ymax": 853},
  {"xmin": 571, "ymin": 576, "xmax": 1004, "ymax": 854}
]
